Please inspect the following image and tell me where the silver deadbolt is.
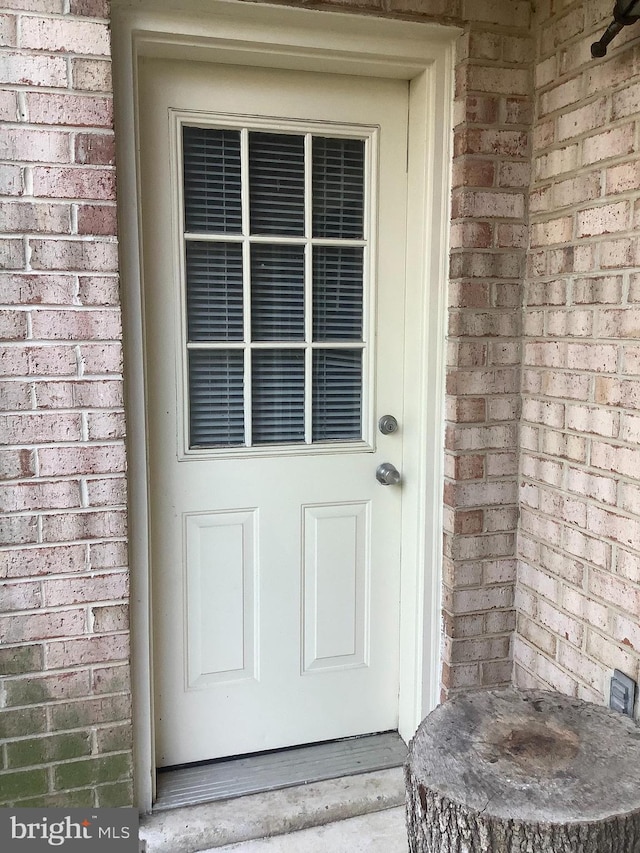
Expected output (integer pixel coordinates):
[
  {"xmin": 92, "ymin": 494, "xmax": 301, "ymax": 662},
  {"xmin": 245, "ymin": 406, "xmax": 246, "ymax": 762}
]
[
  {"xmin": 376, "ymin": 462, "xmax": 401, "ymax": 486},
  {"xmin": 378, "ymin": 415, "xmax": 399, "ymax": 435}
]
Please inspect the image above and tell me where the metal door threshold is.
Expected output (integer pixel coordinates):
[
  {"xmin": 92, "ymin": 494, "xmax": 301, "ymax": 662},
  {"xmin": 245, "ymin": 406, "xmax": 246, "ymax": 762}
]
[{"xmin": 154, "ymin": 731, "xmax": 407, "ymax": 812}]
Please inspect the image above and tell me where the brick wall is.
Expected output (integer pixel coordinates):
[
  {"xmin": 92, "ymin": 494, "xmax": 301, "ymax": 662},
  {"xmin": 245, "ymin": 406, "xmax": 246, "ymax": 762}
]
[
  {"xmin": 0, "ymin": 0, "xmax": 133, "ymax": 806},
  {"xmin": 515, "ymin": 0, "xmax": 640, "ymax": 707},
  {"xmin": 0, "ymin": 0, "xmax": 533, "ymax": 808},
  {"xmin": 443, "ymin": 1, "xmax": 532, "ymax": 698}
]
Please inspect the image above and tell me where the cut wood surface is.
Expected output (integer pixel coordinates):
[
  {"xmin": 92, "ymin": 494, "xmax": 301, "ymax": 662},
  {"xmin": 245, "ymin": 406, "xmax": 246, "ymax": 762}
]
[{"xmin": 405, "ymin": 688, "xmax": 640, "ymax": 852}]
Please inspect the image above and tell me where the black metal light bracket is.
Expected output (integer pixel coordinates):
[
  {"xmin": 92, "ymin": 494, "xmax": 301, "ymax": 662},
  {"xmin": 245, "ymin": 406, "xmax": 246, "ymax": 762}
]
[{"xmin": 591, "ymin": 0, "xmax": 640, "ymax": 58}]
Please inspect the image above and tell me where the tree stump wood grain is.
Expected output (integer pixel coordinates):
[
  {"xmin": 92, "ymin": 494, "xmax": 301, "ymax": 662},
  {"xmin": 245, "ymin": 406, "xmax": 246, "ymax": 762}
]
[{"xmin": 405, "ymin": 688, "xmax": 640, "ymax": 853}]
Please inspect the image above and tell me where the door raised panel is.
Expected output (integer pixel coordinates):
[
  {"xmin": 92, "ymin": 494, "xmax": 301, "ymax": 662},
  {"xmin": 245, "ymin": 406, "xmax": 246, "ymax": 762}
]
[
  {"xmin": 302, "ymin": 502, "xmax": 369, "ymax": 672},
  {"xmin": 185, "ymin": 510, "xmax": 257, "ymax": 687}
]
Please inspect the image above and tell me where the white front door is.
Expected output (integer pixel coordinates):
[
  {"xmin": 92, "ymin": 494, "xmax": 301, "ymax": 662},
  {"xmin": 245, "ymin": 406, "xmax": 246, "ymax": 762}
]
[{"xmin": 139, "ymin": 57, "xmax": 410, "ymax": 767}]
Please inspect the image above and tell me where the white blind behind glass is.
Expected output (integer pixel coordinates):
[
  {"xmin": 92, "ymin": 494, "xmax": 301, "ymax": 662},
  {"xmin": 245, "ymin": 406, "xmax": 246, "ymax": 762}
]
[
  {"xmin": 183, "ymin": 126, "xmax": 242, "ymax": 233},
  {"xmin": 251, "ymin": 244, "xmax": 305, "ymax": 341},
  {"xmin": 189, "ymin": 350, "xmax": 244, "ymax": 447},
  {"xmin": 312, "ymin": 137, "xmax": 364, "ymax": 238},
  {"xmin": 186, "ymin": 241, "xmax": 243, "ymax": 341},
  {"xmin": 249, "ymin": 132, "xmax": 305, "ymax": 236}
]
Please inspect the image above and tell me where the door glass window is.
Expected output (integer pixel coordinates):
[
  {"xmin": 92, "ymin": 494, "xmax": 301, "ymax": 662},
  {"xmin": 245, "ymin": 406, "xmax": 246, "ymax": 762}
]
[
  {"xmin": 182, "ymin": 124, "xmax": 368, "ymax": 450},
  {"xmin": 185, "ymin": 241, "xmax": 244, "ymax": 341},
  {"xmin": 312, "ymin": 246, "xmax": 363, "ymax": 341},
  {"xmin": 249, "ymin": 132, "xmax": 305, "ymax": 236},
  {"xmin": 251, "ymin": 244, "xmax": 305, "ymax": 341},
  {"xmin": 312, "ymin": 136, "xmax": 365, "ymax": 238},
  {"xmin": 183, "ymin": 126, "xmax": 242, "ymax": 234}
]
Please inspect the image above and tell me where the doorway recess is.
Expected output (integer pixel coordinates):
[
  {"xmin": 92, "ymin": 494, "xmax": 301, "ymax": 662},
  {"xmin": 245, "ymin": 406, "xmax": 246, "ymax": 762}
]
[{"xmin": 111, "ymin": 0, "xmax": 455, "ymax": 812}]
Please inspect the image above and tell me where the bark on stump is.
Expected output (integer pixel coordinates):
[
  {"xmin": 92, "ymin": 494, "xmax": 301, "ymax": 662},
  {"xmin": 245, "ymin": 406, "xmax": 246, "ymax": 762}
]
[{"xmin": 405, "ymin": 688, "xmax": 640, "ymax": 853}]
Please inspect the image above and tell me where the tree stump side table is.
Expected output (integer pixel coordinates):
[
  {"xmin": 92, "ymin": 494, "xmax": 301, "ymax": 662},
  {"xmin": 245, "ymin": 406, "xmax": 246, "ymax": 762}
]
[{"xmin": 405, "ymin": 688, "xmax": 640, "ymax": 853}]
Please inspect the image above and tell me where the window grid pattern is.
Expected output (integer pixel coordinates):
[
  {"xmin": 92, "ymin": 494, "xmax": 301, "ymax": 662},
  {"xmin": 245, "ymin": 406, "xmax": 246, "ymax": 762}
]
[{"xmin": 182, "ymin": 124, "xmax": 368, "ymax": 449}]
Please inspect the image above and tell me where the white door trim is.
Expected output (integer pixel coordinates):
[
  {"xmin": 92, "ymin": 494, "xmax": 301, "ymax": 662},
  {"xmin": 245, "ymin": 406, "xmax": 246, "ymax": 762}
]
[{"xmin": 111, "ymin": 0, "xmax": 457, "ymax": 813}]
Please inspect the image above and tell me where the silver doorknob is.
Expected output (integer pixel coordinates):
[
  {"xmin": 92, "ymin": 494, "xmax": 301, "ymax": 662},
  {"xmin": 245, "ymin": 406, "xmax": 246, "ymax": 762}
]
[
  {"xmin": 376, "ymin": 462, "xmax": 401, "ymax": 486},
  {"xmin": 378, "ymin": 414, "xmax": 399, "ymax": 435}
]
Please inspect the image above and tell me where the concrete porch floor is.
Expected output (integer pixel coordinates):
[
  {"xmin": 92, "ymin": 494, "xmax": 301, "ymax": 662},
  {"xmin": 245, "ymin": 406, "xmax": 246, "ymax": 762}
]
[
  {"xmin": 209, "ymin": 807, "xmax": 408, "ymax": 852},
  {"xmin": 140, "ymin": 768, "xmax": 407, "ymax": 853}
]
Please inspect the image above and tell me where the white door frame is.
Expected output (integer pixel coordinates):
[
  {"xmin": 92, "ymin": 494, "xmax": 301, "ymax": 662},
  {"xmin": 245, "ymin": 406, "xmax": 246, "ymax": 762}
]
[{"xmin": 111, "ymin": 0, "xmax": 457, "ymax": 813}]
